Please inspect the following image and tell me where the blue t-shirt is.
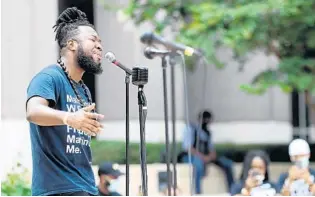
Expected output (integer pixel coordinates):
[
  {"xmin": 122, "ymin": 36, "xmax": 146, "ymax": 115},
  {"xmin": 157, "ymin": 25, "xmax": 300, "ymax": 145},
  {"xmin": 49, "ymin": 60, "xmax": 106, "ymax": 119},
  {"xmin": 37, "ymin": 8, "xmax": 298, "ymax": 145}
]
[{"xmin": 26, "ymin": 64, "xmax": 98, "ymax": 196}]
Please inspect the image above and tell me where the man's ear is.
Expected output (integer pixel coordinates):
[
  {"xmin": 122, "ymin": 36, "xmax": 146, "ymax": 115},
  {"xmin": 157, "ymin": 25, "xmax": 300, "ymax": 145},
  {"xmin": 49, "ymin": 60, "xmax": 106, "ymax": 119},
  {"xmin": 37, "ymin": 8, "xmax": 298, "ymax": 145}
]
[{"xmin": 67, "ymin": 40, "xmax": 78, "ymax": 51}]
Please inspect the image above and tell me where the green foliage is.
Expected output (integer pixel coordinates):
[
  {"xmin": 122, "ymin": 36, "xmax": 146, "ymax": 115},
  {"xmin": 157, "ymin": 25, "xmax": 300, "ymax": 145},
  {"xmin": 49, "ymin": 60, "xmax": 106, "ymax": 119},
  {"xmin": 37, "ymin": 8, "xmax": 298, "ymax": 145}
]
[
  {"xmin": 90, "ymin": 140, "xmax": 268, "ymax": 165},
  {"xmin": 91, "ymin": 140, "xmax": 172, "ymax": 165},
  {"xmin": 1, "ymin": 163, "xmax": 31, "ymax": 196},
  {"xmin": 120, "ymin": 0, "xmax": 315, "ymax": 94}
]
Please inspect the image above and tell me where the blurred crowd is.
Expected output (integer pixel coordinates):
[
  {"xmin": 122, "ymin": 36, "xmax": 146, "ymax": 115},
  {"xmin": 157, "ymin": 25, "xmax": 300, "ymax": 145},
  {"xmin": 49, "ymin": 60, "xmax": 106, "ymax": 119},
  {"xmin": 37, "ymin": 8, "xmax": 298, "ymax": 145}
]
[
  {"xmin": 178, "ymin": 110, "xmax": 315, "ymax": 196},
  {"xmin": 96, "ymin": 110, "xmax": 314, "ymax": 196}
]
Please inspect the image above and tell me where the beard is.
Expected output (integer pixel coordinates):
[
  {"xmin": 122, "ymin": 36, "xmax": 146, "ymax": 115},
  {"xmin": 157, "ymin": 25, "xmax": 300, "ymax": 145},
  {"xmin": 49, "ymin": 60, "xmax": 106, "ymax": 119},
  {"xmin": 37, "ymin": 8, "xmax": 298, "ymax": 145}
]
[{"xmin": 77, "ymin": 45, "xmax": 103, "ymax": 74}]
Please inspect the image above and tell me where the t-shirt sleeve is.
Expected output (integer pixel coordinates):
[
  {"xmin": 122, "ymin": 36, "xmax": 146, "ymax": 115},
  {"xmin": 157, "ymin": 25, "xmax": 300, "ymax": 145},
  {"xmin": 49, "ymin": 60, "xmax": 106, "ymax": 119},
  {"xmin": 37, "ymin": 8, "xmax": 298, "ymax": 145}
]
[{"xmin": 26, "ymin": 73, "xmax": 59, "ymax": 108}]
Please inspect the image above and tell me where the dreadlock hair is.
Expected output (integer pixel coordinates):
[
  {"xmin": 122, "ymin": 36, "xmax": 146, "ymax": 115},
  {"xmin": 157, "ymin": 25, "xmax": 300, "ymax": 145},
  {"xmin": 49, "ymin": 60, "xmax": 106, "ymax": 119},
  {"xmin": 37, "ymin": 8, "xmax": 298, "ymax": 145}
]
[
  {"xmin": 52, "ymin": 7, "xmax": 95, "ymax": 109},
  {"xmin": 53, "ymin": 7, "xmax": 95, "ymax": 50}
]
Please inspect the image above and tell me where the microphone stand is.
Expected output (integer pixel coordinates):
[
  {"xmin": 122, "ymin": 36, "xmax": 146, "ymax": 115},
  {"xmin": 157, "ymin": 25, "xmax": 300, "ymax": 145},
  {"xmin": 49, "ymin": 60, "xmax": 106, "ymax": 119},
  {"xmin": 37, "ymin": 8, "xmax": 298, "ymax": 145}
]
[
  {"xmin": 161, "ymin": 56, "xmax": 172, "ymax": 196},
  {"xmin": 131, "ymin": 66, "xmax": 149, "ymax": 196},
  {"xmin": 125, "ymin": 74, "xmax": 131, "ymax": 196},
  {"xmin": 138, "ymin": 85, "xmax": 148, "ymax": 196},
  {"xmin": 169, "ymin": 52, "xmax": 178, "ymax": 195}
]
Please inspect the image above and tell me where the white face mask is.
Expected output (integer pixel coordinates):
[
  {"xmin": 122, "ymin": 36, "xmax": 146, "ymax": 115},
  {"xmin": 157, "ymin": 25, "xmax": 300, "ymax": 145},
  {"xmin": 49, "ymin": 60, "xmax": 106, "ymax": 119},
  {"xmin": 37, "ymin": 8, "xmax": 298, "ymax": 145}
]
[
  {"xmin": 108, "ymin": 179, "xmax": 120, "ymax": 192},
  {"xmin": 295, "ymin": 157, "xmax": 309, "ymax": 169}
]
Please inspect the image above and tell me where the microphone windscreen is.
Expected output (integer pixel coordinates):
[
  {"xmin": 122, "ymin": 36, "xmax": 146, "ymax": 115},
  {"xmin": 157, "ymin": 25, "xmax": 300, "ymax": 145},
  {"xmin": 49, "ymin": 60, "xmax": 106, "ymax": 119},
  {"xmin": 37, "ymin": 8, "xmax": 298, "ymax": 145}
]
[
  {"xmin": 143, "ymin": 47, "xmax": 154, "ymax": 59},
  {"xmin": 132, "ymin": 67, "xmax": 148, "ymax": 86},
  {"xmin": 140, "ymin": 32, "xmax": 154, "ymax": 44},
  {"xmin": 104, "ymin": 52, "xmax": 116, "ymax": 63}
]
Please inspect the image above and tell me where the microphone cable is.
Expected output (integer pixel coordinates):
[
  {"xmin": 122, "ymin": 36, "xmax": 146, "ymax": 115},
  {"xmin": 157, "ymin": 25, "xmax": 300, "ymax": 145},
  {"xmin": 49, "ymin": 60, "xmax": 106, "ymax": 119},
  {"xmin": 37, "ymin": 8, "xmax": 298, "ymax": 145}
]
[
  {"xmin": 178, "ymin": 52, "xmax": 209, "ymax": 196},
  {"xmin": 178, "ymin": 51, "xmax": 194, "ymax": 195}
]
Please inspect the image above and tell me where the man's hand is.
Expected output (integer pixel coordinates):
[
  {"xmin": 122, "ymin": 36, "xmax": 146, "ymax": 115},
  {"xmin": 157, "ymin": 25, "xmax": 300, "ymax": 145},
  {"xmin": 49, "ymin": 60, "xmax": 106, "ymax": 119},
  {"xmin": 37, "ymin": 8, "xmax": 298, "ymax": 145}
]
[
  {"xmin": 210, "ymin": 151, "xmax": 217, "ymax": 161},
  {"xmin": 202, "ymin": 154, "xmax": 212, "ymax": 163},
  {"xmin": 66, "ymin": 103, "xmax": 104, "ymax": 136},
  {"xmin": 201, "ymin": 152, "xmax": 216, "ymax": 163}
]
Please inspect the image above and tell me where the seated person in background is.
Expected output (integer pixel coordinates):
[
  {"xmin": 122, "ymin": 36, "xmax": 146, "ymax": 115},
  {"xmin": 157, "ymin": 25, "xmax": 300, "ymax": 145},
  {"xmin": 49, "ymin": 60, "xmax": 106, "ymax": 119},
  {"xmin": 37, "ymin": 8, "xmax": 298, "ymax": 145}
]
[
  {"xmin": 277, "ymin": 138, "xmax": 315, "ymax": 196},
  {"xmin": 98, "ymin": 162, "xmax": 124, "ymax": 196},
  {"xmin": 230, "ymin": 150, "xmax": 277, "ymax": 196},
  {"xmin": 180, "ymin": 110, "xmax": 234, "ymax": 194}
]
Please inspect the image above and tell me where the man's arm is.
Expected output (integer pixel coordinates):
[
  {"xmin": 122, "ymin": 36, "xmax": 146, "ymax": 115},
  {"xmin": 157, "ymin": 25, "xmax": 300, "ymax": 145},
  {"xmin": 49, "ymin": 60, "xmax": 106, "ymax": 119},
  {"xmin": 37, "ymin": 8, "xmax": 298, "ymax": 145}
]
[
  {"xmin": 26, "ymin": 96, "xmax": 68, "ymax": 126},
  {"xmin": 189, "ymin": 147, "xmax": 204, "ymax": 157},
  {"xmin": 203, "ymin": 151, "xmax": 216, "ymax": 162},
  {"xmin": 27, "ymin": 96, "xmax": 103, "ymax": 135},
  {"xmin": 182, "ymin": 125, "xmax": 204, "ymax": 158},
  {"xmin": 26, "ymin": 72, "xmax": 69, "ymax": 126},
  {"xmin": 204, "ymin": 135, "xmax": 216, "ymax": 161},
  {"xmin": 208, "ymin": 151, "xmax": 217, "ymax": 161},
  {"xmin": 26, "ymin": 72, "xmax": 103, "ymax": 135}
]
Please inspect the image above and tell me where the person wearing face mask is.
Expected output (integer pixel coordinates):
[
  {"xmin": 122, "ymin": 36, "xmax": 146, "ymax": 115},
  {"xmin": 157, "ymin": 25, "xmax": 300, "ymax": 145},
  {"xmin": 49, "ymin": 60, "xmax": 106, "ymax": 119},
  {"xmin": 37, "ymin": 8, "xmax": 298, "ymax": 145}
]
[
  {"xmin": 277, "ymin": 139, "xmax": 315, "ymax": 196},
  {"xmin": 180, "ymin": 110, "xmax": 234, "ymax": 194},
  {"xmin": 98, "ymin": 162, "xmax": 124, "ymax": 196},
  {"xmin": 230, "ymin": 150, "xmax": 277, "ymax": 196}
]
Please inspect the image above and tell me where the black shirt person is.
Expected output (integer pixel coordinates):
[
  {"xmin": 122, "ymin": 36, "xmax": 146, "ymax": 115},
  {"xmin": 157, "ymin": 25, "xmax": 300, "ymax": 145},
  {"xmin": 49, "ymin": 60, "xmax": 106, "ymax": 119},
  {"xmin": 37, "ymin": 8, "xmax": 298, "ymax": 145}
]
[{"xmin": 181, "ymin": 110, "xmax": 235, "ymax": 194}]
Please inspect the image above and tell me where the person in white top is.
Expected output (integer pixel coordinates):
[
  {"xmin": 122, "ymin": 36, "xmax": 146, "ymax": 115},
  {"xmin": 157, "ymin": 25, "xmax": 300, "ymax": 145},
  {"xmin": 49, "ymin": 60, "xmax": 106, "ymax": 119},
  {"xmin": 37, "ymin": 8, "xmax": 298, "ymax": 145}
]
[{"xmin": 277, "ymin": 138, "xmax": 315, "ymax": 196}]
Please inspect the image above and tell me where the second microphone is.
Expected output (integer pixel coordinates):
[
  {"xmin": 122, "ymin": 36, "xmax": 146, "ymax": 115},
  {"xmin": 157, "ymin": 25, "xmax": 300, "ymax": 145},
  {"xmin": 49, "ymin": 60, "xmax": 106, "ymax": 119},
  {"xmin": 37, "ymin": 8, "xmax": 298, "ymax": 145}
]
[{"xmin": 104, "ymin": 52, "xmax": 148, "ymax": 86}]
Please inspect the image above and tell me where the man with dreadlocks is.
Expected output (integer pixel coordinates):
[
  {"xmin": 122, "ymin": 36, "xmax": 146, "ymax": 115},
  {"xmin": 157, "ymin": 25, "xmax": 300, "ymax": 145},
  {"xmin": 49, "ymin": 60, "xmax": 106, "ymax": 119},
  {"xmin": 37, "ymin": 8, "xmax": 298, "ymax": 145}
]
[{"xmin": 26, "ymin": 7, "xmax": 104, "ymax": 196}]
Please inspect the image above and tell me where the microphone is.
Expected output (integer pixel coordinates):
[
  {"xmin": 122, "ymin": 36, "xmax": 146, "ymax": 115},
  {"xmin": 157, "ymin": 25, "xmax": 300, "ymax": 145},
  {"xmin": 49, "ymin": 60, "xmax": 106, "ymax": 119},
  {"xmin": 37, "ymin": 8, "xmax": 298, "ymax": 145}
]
[
  {"xmin": 104, "ymin": 51, "xmax": 148, "ymax": 86},
  {"xmin": 132, "ymin": 67, "xmax": 148, "ymax": 86},
  {"xmin": 144, "ymin": 47, "xmax": 171, "ymax": 59},
  {"xmin": 140, "ymin": 32, "xmax": 203, "ymax": 57},
  {"xmin": 104, "ymin": 52, "xmax": 132, "ymax": 75}
]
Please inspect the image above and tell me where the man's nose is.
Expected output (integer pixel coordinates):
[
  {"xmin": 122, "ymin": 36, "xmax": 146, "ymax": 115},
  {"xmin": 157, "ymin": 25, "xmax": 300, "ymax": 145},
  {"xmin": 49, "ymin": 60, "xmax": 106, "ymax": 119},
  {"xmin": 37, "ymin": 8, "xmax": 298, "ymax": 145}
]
[{"xmin": 96, "ymin": 42, "xmax": 103, "ymax": 51}]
